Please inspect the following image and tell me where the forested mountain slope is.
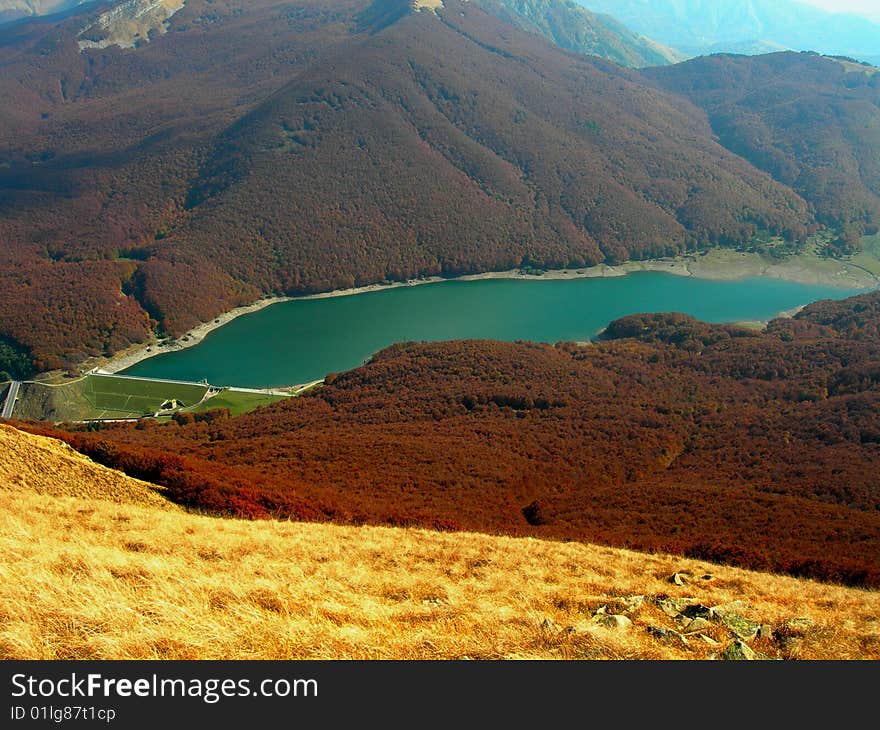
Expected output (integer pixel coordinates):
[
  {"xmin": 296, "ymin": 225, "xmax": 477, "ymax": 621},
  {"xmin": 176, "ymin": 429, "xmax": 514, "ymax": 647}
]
[
  {"xmin": 0, "ymin": 0, "xmax": 872, "ymax": 375},
  {"xmin": 646, "ymin": 53, "xmax": 880, "ymax": 251},
  {"xmin": 176, "ymin": 2, "xmax": 806, "ymax": 301},
  {"xmin": 483, "ymin": 0, "xmax": 683, "ymax": 67}
]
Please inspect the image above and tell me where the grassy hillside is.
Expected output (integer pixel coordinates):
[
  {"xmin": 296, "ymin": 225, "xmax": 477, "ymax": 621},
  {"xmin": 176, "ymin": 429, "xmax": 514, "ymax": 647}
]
[
  {"xmin": 0, "ymin": 424, "xmax": 172, "ymax": 506},
  {"xmin": 29, "ymin": 291, "xmax": 880, "ymax": 587},
  {"xmin": 14, "ymin": 374, "xmax": 209, "ymax": 421},
  {"xmin": 0, "ymin": 424, "xmax": 877, "ymax": 660}
]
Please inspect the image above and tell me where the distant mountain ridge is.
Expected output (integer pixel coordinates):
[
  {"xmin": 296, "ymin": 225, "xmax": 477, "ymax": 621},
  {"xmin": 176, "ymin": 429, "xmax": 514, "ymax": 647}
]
[
  {"xmin": 0, "ymin": 0, "xmax": 94, "ymax": 24},
  {"xmin": 482, "ymin": 0, "xmax": 684, "ymax": 67},
  {"xmin": 0, "ymin": 0, "xmax": 683, "ymax": 68},
  {"xmin": 576, "ymin": 0, "xmax": 880, "ymax": 63}
]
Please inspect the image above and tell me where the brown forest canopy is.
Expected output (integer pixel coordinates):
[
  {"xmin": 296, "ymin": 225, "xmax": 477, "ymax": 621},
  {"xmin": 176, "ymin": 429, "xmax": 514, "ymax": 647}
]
[
  {"xmin": 645, "ymin": 52, "xmax": 880, "ymax": 251},
  {"xmin": 24, "ymin": 291, "xmax": 880, "ymax": 588},
  {"xmin": 0, "ymin": 0, "xmax": 877, "ymax": 372}
]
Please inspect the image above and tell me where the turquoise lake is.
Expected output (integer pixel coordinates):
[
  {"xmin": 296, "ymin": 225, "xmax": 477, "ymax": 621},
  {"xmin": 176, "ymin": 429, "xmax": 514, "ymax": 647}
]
[{"xmin": 122, "ymin": 272, "xmax": 870, "ymax": 387}]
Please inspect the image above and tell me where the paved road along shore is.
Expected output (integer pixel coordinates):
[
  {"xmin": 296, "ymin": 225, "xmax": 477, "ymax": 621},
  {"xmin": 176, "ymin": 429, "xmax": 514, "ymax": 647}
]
[{"xmin": 1, "ymin": 381, "xmax": 21, "ymax": 419}]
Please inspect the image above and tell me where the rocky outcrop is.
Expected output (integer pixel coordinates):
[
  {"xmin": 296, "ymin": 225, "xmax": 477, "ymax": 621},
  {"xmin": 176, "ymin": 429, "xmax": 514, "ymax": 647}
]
[
  {"xmin": 713, "ymin": 609, "xmax": 761, "ymax": 641},
  {"xmin": 647, "ymin": 591, "xmax": 781, "ymax": 659},
  {"xmin": 538, "ymin": 577, "xmax": 794, "ymax": 659},
  {"xmin": 77, "ymin": 0, "xmax": 185, "ymax": 50},
  {"xmin": 595, "ymin": 614, "xmax": 633, "ymax": 631},
  {"xmin": 722, "ymin": 640, "xmax": 759, "ymax": 661}
]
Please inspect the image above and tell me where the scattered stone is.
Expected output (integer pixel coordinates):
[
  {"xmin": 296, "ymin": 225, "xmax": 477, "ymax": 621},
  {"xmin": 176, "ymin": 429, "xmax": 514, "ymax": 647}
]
[
  {"xmin": 593, "ymin": 605, "xmax": 608, "ymax": 616},
  {"xmin": 647, "ymin": 625, "xmax": 689, "ymax": 646},
  {"xmin": 619, "ymin": 595, "xmax": 646, "ymax": 613},
  {"xmin": 758, "ymin": 624, "xmax": 774, "ymax": 640},
  {"xmin": 777, "ymin": 618, "xmax": 812, "ymax": 650},
  {"xmin": 714, "ymin": 609, "xmax": 760, "ymax": 640},
  {"xmin": 700, "ymin": 574, "xmax": 714, "ymax": 581},
  {"xmin": 540, "ymin": 618, "xmax": 558, "ymax": 632},
  {"xmin": 722, "ymin": 640, "xmax": 758, "ymax": 661},
  {"xmin": 572, "ymin": 620, "xmax": 597, "ymax": 634},
  {"xmin": 596, "ymin": 614, "xmax": 633, "ymax": 631},
  {"xmin": 655, "ymin": 596, "xmax": 694, "ymax": 617},
  {"xmin": 670, "ymin": 572, "xmax": 692, "ymax": 586},
  {"xmin": 711, "ymin": 600, "xmax": 745, "ymax": 613},
  {"xmin": 681, "ymin": 617, "xmax": 711, "ymax": 634},
  {"xmin": 783, "ymin": 618, "xmax": 813, "ymax": 636},
  {"xmin": 681, "ymin": 604, "xmax": 713, "ymax": 620},
  {"xmin": 699, "ymin": 634, "xmax": 721, "ymax": 647}
]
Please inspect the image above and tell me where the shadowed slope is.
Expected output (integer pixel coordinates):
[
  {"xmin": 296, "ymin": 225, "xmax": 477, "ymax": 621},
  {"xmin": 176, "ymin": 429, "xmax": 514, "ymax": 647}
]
[{"xmin": 482, "ymin": 0, "xmax": 683, "ymax": 67}]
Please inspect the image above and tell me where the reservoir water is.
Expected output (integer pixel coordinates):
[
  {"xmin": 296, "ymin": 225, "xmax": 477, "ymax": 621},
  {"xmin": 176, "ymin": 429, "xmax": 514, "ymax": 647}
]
[{"xmin": 123, "ymin": 272, "xmax": 869, "ymax": 387}]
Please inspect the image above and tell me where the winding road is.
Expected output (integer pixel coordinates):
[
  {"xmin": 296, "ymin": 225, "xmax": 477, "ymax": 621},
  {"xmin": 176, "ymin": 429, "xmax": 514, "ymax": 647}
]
[{"xmin": 1, "ymin": 381, "xmax": 21, "ymax": 419}]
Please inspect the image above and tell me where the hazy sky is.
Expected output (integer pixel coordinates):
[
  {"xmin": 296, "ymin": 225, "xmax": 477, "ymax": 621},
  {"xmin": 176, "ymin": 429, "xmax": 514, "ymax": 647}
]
[{"xmin": 798, "ymin": 0, "xmax": 880, "ymax": 22}]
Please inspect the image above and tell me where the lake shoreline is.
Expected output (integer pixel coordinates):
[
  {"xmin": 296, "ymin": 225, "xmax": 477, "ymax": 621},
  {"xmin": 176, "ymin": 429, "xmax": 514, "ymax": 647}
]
[{"xmin": 88, "ymin": 249, "xmax": 879, "ymax": 376}]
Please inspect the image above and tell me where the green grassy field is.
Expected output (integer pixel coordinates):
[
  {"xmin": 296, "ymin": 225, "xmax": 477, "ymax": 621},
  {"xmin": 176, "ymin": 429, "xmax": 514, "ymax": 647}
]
[
  {"xmin": 11, "ymin": 375, "xmax": 291, "ymax": 422},
  {"xmin": 81, "ymin": 376, "xmax": 208, "ymax": 416},
  {"xmin": 852, "ymin": 233, "xmax": 880, "ymax": 277},
  {"xmin": 184, "ymin": 389, "xmax": 287, "ymax": 417},
  {"xmin": 15, "ymin": 375, "xmax": 209, "ymax": 421},
  {"xmin": 14, "ymin": 379, "xmax": 114, "ymax": 422}
]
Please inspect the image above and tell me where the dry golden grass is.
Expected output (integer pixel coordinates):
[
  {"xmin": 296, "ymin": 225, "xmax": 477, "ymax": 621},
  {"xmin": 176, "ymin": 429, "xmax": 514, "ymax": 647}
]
[
  {"xmin": 0, "ymin": 424, "xmax": 173, "ymax": 509},
  {"xmin": 0, "ymin": 426, "xmax": 877, "ymax": 660}
]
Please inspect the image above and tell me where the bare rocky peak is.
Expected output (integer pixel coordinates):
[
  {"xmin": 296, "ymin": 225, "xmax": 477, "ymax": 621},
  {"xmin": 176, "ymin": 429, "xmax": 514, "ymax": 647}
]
[
  {"xmin": 412, "ymin": 0, "xmax": 445, "ymax": 12},
  {"xmin": 77, "ymin": 0, "xmax": 186, "ymax": 50}
]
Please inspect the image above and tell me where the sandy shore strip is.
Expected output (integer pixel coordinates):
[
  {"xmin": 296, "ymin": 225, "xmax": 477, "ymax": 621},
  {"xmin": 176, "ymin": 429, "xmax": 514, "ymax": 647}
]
[
  {"xmin": 457, "ymin": 249, "xmax": 880, "ymax": 288},
  {"xmin": 89, "ymin": 249, "xmax": 879, "ymax": 375},
  {"xmin": 90, "ymin": 296, "xmax": 292, "ymax": 375}
]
